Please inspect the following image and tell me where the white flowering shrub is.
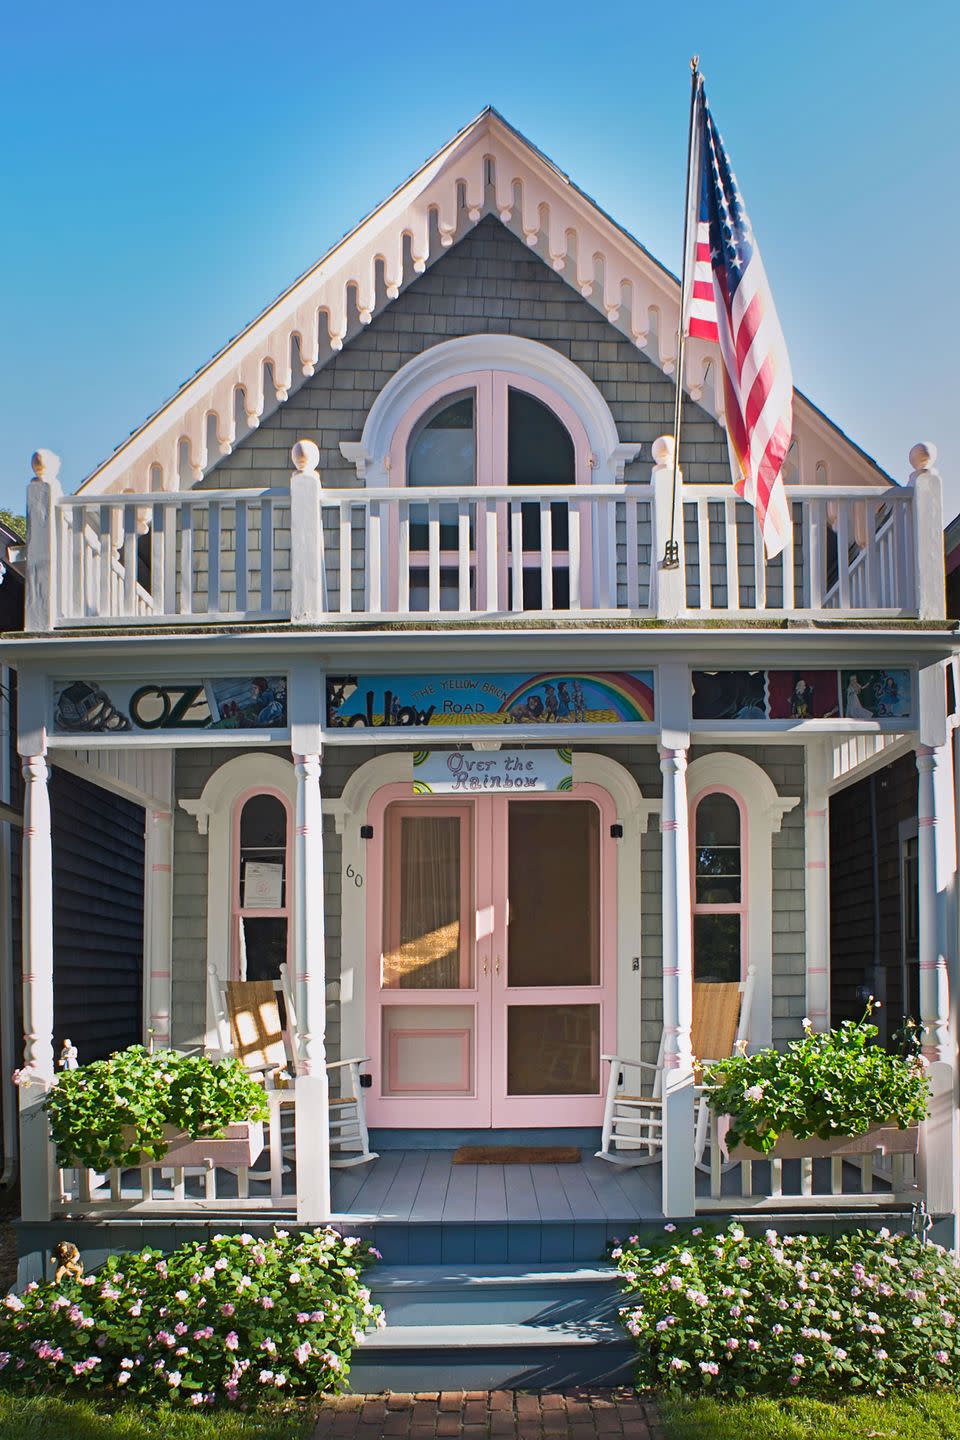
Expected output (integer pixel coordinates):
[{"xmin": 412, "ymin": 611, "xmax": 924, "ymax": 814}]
[
  {"xmin": 0, "ymin": 1227, "xmax": 383, "ymax": 1407},
  {"xmin": 613, "ymin": 1225, "xmax": 960, "ymax": 1397}
]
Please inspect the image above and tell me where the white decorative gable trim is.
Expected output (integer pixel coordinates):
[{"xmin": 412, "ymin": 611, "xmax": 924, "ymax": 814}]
[
  {"xmin": 339, "ymin": 334, "xmax": 642, "ymax": 486},
  {"xmin": 76, "ymin": 108, "xmax": 895, "ymax": 499}
]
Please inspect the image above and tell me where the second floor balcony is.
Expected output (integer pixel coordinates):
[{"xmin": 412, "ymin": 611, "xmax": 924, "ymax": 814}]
[{"xmin": 22, "ymin": 438, "xmax": 947, "ymax": 632}]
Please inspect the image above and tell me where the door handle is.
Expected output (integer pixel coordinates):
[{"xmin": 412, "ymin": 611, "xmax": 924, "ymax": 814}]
[
  {"xmin": 482, "ymin": 957, "xmax": 488, "ymax": 976},
  {"xmin": 495, "ymin": 956, "xmax": 501, "ymax": 976}
]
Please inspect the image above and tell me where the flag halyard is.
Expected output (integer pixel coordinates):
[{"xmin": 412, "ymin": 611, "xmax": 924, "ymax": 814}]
[{"xmin": 683, "ymin": 82, "xmax": 793, "ymax": 560}]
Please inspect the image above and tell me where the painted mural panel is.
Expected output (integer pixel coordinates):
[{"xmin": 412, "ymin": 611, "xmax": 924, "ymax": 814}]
[
  {"xmin": 692, "ymin": 669, "xmax": 911, "ymax": 722},
  {"xmin": 840, "ymin": 670, "xmax": 912, "ymax": 720},
  {"xmin": 52, "ymin": 677, "xmax": 288, "ymax": 734},
  {"xmin": 326, "ymin": 672, "xmax": 655, "ymax": 728}
]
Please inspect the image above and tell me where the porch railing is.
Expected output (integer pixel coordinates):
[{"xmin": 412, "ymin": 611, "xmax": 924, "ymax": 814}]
[{"xmin": 24, "ymin": 442, "xmax": 945, "ymax": 628}]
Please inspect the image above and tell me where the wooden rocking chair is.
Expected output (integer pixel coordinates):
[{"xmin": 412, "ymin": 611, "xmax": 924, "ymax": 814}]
[
  {"xmin": 208, "ymin": 966, "xmax": 378, "ymax": 1175},
  {"xmin": 596, "ymin": 966, "xmax": 755, "ymax": 1167}
]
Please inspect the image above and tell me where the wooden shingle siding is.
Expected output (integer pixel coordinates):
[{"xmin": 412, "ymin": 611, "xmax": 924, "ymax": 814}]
[
  {"xmin": 49, "ymin": 767, "xmax": 145, "ymax": 1063},
  {"xmin": 185, "ymin": 218, "xmax": 729, "ymax": 615},
  {"xmin": 170, "ymin": 744, "xmax": 806, "ymax": 1060}
]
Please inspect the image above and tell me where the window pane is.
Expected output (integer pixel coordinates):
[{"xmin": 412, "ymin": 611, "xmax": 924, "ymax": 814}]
[
  {"xmin": 696, "ymin": 793, "xmax": 740, "ymax": 846},
  {"xmin": 694, "ymin": 914, "xmax": 741, "ymax": 983},
  {"xmin": 384, "ymin": 812, "xmax": 470, "ymax": 989},
  {"xmin": 239, "ymin": 794, "xmax": 287, "ymax": 908},
  {"xmin": 408, "ymin": 393, "xmax": 475, "ymax": 488},
  {"xmin": 508, "ymin": 801, "xmax": 599, "ymax": 986},
  {"xmin": 507, "ymin": 390, "xmax": 574, "ymax": 486},
  {"xmin": 507, "ymin": 1004, "xmax": 600, "ymax": 1095},
  {"xmin": 239, "ymin": 916, "xmax": 288, "ymax": 983}
]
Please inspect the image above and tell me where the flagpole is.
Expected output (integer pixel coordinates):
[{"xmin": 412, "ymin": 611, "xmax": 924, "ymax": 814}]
[{"xmin": 661, "ymin": 56, "xmax": 702, "ymax": 569}]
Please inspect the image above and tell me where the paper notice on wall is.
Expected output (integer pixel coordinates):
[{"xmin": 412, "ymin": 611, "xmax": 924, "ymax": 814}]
[{"xmin": 243, "ymin": 861, "xmax": 284, "ymax": 909}]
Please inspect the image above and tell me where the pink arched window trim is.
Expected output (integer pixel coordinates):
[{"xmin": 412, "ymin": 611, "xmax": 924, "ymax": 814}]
[
  {"xmin": 230, "ymin": 785, "xmax": 293, "ymax": 981},
  {"xmin": 386, "ymin": 370, "xmax": 593, "ymax": 486},
  {"xmin": 689, "ymin": 785, "xmax": 748, "ymax": 982}
]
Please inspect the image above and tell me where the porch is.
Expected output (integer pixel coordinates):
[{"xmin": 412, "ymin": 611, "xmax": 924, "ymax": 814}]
[
  {"xmin": 21, "ymin": 439, "xmax": 946, "ymax": 630},
  {"xmin": 10, "ymin": 649, "xmax": 960, "ymax": 1257}
]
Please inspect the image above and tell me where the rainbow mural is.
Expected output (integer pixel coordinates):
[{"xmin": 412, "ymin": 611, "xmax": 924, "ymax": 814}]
[{"xmin": 326, "ymin": 671, "xmax": 655, "ymax": 728}]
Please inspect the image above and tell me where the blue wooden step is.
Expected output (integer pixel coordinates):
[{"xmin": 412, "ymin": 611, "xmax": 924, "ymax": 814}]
[
  {"xmin": 369, "ymin": 1262, "xmax": 621, "ymax": 1327},
  {"xmin": 355, "ymin": 1262, "xmax": 634, "ymax": 1391},
  {"xmin": 350, "ymin": 1321, "xmax": 635, "ymax": 1391}
]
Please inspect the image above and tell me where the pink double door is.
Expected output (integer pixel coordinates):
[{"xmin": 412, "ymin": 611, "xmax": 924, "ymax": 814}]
[{"xmin": 365, "ymin": 785, "xmax": 617, "ymax": 1129}]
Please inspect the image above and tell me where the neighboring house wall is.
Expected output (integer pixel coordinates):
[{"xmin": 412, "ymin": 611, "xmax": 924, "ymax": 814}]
[
  {"xmin": 49, "ymin": 768, "xmax": 145, "ymax": 1063},
  {"xmin": 829, "ymin": 752, "xmax": 918, "ymax": 1040},
  {"xmin": 170, "ymin": 743, "xmax": 806, "ymax": 1061}
]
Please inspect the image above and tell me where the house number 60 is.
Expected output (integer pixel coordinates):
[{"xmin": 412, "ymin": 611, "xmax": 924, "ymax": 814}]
[{"xmin": 345, "ymin": 863, "xmax": 363, "ymax": 888}]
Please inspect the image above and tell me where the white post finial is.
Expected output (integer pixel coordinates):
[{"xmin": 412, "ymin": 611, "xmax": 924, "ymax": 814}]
[
  {"xmin": 651, "ymin": 436, "xmax": 686, "ymax": 618},
  {"xmin": 291, "ymin": 439, "xmax": 320, "ymax": 475},
  {"xmin": 30, "ymin": 449, "xmax": 61, "ymax": 484},
  {"xmin": 909, "ymin": 441, "xmax": 938, "ymax": 476},
  {"xmin": 26, "ymin": 453, "xmax": 63, "ymax": 631},
  {"xmin": 907, "ymin": 440, "xmax": 945, "ymax": 619},
  {"xmin": 290, "ymin": 441, "xmax": 325, "ymax": 622}
]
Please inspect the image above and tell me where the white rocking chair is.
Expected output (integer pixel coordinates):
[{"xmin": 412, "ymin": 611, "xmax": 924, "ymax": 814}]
[
  {"xmin": 208, "ymin": 965, "xmax": 378, "ymax": 1170},
  {"xmin": 596, "ymin": 966, "xmax": 755, "ymax": 1168}
]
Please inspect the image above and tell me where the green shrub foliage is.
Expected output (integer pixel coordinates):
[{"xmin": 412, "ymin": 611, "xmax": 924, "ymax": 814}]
[
  {"xmin": 44, "ymin": 1046, "xmax": 270, "ymax": 1171},
  {"xmin": 613, "ymin": 1225, "xmax": 960, "ymax": 1397},
  {"xmin": 0, "ymin": 1228, "xmax": 382, "ymax": 1406},
  {"xmin": 704, "ymin": 1014, "xmax": 928, "ymax": 1154}
]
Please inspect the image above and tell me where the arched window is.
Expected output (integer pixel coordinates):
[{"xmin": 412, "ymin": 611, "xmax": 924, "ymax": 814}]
[
  {"xmin": 692, "ymin": 791, "xmax": 745, "ymax": 983},
  {"xmin": 402, "ymin": 377, "xmax": 581, "ymax": 611},
  {"xmin": 232, "ymin": 789, "xmax": 292, "ymax": 981}
]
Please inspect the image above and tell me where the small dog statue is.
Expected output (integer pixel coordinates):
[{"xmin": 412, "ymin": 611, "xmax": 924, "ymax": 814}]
[{"xmin": 51, "ymin": 1240, "xmax": 84, "ymax": 1284}]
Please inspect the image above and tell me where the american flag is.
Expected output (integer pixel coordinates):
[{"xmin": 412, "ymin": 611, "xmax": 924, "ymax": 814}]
[{"xmin": 686, "ymin": 83, "xmax": 793, "ymax": 559}]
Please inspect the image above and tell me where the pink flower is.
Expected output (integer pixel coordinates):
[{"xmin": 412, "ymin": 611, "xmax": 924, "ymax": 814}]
[
  {"xmin": 294, "ymin": 1341, "xmax": 312, "ymax": 1365},
  {"xmin": 936, "ymin": 1350, "xmax": 950, "ymax": 1363},
  {"xmin": 698, "ymin": 1361, "xmax": 719, "ymax": 1375},
  {"xmin": 225, "ymin": 1332, "xmax": 239, "ymax": 1351},
  {"xmin": 220, "ymin": 1303, "xmax": 235, "ymax": 1317},
  {"xmin": 789, "ymin": 1374, "xmax": 800, "ymax": 1386},
  {"xmin": 669, "ymin": 1357, "xmax": 685, "ymax": 1371},
  {"xmin": 725, "ymin": 1338, "xmax": 739, "ymax": 1351},
  {"xmin": 261, "ymin": 1296, "xmax": 274, "ymax": 1309},
  {"xmin": 664, "ymin": 1223, "xmax": 676, "ymax": 1233}
]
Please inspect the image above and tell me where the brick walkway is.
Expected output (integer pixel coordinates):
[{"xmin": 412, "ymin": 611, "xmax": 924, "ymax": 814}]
[{"xmin": 312, "ymin": 1390, "xmax": 662, "ymax": 1438}]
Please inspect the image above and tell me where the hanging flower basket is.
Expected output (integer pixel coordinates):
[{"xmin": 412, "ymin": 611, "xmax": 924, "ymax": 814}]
[
  {"xmin": 45, "ymin": 1045, "xmax": 270, "ymax": 1172},
  {"xmin": 119, "ymin": 1120, "xmax": 265, "ymax": 1169},
  {"xmin": 727, "ymin": 1121, "xmax": 920, "ymax": 1164}
]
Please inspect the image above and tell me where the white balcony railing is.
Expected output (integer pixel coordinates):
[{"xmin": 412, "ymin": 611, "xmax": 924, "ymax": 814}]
[{"xmin": 25, "ymin": 443, "xmax": 944, "ymax": 628}]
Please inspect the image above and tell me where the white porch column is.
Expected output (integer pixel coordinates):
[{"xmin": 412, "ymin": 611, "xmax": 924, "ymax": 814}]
[
  {"xmin": 293, "ymin": 750, "xmax": 331, "ymax": 1222},
  {"xmin": 804, "ymin": 739, "xmax": 832, "ymax": 1032},
  {"xmin": 19, "ymin": 754, "xmax": 57, "ymax": 1220},
  {"xmin": 916, "ymin": 662, "xmax": 959, "ymax": 1240},
  {"xmin": 144, "ymin": 804, "xmax": 174, "ymax": 1048},
  {"xmin": 658, "ymin": 662, "xmax": 695, "ymax": 1217}
]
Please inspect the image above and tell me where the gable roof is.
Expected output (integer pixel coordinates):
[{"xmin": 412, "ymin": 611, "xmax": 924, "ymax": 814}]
[{"xmin": 78, "ymin": 107, "xmax": 893, "ymax": 497}]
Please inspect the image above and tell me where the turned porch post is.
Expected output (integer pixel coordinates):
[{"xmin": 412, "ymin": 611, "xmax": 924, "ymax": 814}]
[
  {"xmin": 804, "ymin": 738, "xmax": 832, "ymax": 1032},
  {"xmin": 19, "ymin": 752, "xmax": 57, "ymax": 1220},
  {"xmin": 144, "ymin": 805, "xmax": 174, "ymax": 1048},
  {"xmin": 292, "ymin": 748, "xmax": 332, "ymax": 1222},
  {"xmin": 915, "ymin": 661, "xmax": 959, "ymax": 1238},
  {"xmin": 658, "ymin": 662, "xmax": 696, "ymax": 1217}
]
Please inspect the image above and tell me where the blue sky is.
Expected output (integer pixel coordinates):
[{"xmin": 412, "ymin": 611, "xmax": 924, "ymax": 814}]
[{"xmin": 2, "ymin": 1, "xmax": 957, "ymax": 516}]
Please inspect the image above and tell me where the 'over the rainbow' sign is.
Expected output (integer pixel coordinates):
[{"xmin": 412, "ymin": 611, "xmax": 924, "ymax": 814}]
[
  {"xmin": 412, "ymin": 749, "xmax": 573, "ymax": 794},
  {"xmin": 326, "ymin": 671, "xmax": 655, "ymax": 728}
]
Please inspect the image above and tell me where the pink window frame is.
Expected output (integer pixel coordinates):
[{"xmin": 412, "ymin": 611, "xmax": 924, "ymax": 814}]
[
  {"xmin": 230, "ymin": 786, "xmax": 293, "ymax": 981},
  {"xmin": 387, "ymin": 370, "xmax": 594, "ymax": 487},
  {"xmin": 690, "ymin": 786, "xmax": 748, "ymax": 982}
]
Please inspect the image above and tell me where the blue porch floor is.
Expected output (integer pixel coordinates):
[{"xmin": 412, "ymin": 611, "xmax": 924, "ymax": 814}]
[
  {"xmin": 331, "ymin": 1148, "xmax": 663, "ymax": 1227},
  {"xmin": 329, "ymin": 1147, "xmax": 663, "ymax": 1265}
]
